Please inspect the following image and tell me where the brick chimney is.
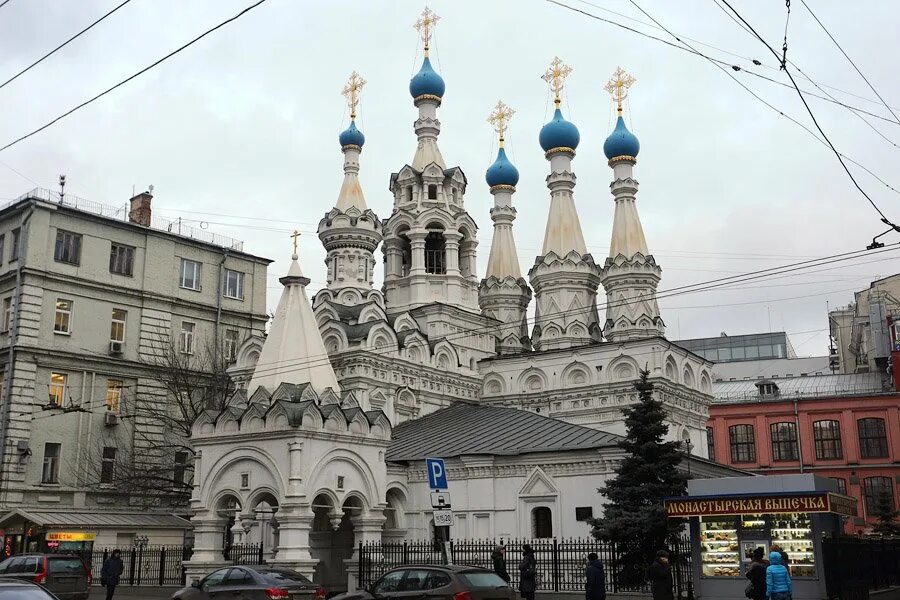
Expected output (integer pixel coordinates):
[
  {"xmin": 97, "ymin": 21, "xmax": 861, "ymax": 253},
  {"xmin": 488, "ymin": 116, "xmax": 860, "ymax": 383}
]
[{"xmin": 129, "ymin": 190, "xmax": 153, "ymax": 226}]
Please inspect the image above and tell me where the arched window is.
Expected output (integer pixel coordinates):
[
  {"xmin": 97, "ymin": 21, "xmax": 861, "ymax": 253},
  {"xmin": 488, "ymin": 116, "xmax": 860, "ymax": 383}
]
[
  {"xmin": 425, "ymin": 225, "xmax": 446, "ymax": 274},
  {"xmin": 531, "ymin": 507, "xmax": 552, "ymax": 538}
]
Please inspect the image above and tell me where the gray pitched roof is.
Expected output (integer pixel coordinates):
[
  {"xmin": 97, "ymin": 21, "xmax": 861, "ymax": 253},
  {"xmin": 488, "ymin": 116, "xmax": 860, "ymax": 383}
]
[{"xmin": 386, "ymin": 403, "xmax": 622, "ymax": 462}]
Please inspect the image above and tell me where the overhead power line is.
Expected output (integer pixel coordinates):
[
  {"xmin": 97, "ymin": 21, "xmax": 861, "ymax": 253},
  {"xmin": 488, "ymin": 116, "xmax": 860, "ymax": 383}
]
[
  {"xmin": 0, "ymin": 0, "xmax": 268, "ymax": 154},
  {"xmin": 715, "ymin": 0, "xmax": 898, "ymax": 232},
  {"xmin": 0, "ymin": 0, "xmax": 135, "ymax": 91},
  {"xmin": 799, "ymin": 0, "xmax": 900, "ymax": 125},
  {"xmin": 0, "ymin": 0, "xmax": 13, "ymax": 9}
]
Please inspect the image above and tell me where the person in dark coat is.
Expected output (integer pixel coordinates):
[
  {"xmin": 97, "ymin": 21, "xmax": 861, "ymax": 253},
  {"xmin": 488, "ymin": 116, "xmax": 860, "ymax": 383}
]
[
  {"xmin": 519, "ymin": 544, "xmax": 537, "ymax": 600},
  {"xmin": 100, "ymin": 549, "xmax": 125, "ymax": 600},
  {"xmin": 586, "ymin": 552, "xmax": 607, "ymax": 600},
  {"xmin": 492, "ymin": 545, "xmax": 510, "ymax": 583},
  {"xmin": 647, "ymin": 550, "xmax": 674, "ymax": 600},
  {"xmin": 746, "ymin": 547, "xmax": 768, "ymax": 600}
]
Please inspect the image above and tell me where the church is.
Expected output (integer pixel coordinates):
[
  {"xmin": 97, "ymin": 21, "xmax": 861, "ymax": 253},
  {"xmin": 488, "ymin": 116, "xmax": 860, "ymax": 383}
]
[{"xmin": 185, "ymin": 8, "xmax": 738, "ymax": 590}]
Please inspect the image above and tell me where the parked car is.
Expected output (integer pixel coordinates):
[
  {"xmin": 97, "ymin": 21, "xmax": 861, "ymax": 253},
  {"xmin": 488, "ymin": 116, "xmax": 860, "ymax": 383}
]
[
  {"xmin": 173, "ymin": 565, "xmax": 327, "ymax": 600},
  {"xmin": 0, "ymin": 580, "xmax": 61, "ymax": 599},
  {"xmin": 0, "ymin": 554, "xmax": 89, "ymax": 600},
  {"xmin": 333, "ymin": 565, "xmax": 516, "ymax": 600}
]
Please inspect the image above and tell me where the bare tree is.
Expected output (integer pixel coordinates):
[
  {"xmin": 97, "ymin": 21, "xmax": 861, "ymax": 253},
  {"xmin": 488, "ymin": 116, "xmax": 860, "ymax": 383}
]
[{"xmin": 76, "ymin": 335, "xmax": 235, "ymax": 506}]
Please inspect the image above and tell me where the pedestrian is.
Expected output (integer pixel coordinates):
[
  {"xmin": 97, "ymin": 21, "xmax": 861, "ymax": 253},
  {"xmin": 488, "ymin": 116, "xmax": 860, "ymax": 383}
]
[
  {"xmin": 745, "ymin": 547, "xmax": 767, "ymax": 600},
  {"xmin": 647, "ymin": 549, "xmax": 674, "ymax": 600},
  {"xmin": 492, "ymin": 545, "xmax": 510, "ymax": 584},
  {"xmin": 100, "ymin": 549, "xmax": 125, "ymax": 600},
  {"xmin": 770, "ymin": 545, "xmax": 789, "ymax": 567},
  {"xmin": 519, "ymin": 544, "xmax": 537, "ymax": 600},
  {"xmin": 586, "ymin": 552, "xmax": 606, "ymax": 600},
  {"xmin": 765, "ymin": 551, "xmax": 792, "ymax": 600}
]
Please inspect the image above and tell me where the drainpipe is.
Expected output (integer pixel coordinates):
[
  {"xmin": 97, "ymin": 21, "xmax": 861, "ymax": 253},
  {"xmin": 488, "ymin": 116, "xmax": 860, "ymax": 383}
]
[
  {"xmin": 0, "ymin": 203, "xmax": 34, "ymax": 505},
  {"xmin": 215, "ymin": 250, "xmax": 228, "ymax": 351},
  {"xmin": 794, "ymin": 397, "xmax": 804, "ymax": 473}
]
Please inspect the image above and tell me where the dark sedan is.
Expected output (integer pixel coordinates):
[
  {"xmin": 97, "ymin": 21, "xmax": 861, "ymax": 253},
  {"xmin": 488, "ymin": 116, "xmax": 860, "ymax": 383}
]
[
  {"xmin": 173, "ymin": 565, "xmax": 326, "ymax": 600},
  {"xmin": 0, "ymin": 580, "xmax": 61, "ymax": 599},
  {"xmin": 334, "ymin": 565, "xmax": 515, "ymax": 600}
]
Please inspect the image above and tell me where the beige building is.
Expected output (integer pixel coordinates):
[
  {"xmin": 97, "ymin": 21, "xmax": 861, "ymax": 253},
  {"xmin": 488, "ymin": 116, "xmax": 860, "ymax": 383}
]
[
  {"xmin": 0, "ymin": 188, "xmax": 270, "ymax": 550},
  {"xmin": 829, "ymin": 274, "xmax": 900, "ymax": 376}
]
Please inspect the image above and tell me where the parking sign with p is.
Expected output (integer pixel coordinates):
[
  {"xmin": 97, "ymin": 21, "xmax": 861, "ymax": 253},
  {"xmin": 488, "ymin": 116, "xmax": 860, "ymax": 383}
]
[{"xmin": 426, "ymin": 457, "xmax": 448, "ymax": 490}]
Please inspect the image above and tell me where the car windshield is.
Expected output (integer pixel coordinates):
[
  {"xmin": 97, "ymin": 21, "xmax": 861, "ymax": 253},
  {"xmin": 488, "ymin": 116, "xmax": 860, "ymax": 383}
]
[
  {"xmin": 259, "ymin": 569, "xmax": 312, "ymax": 585},
  {"xmin": 48, "ymin": 558, "xmax": 84, "ymax": 574},
  {"xmin": 460, "ymin": 572, "xmax": 509, "ymax": 588}
]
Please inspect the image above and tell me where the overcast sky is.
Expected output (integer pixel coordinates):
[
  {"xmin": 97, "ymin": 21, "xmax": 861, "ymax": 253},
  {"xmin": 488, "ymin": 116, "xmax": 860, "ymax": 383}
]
[{"xmin": 1, "ymin": 0, "xmax": 899, "ymax": 357}]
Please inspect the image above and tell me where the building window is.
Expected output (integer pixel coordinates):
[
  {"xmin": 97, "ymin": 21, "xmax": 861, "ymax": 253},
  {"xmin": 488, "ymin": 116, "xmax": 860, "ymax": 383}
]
[
  {"xmin": 427, "ymin": 184, "xmax": 438, "ymax": 200},
  {"xmin": 100, "ymin": 447, "xmax": 116, "ymax": 484},
  {"xmin": 770, "ymin": 422, "xmax": 799, "ymax": 461},
  {"xmin": 180, "ymin": 259, "xmax": 202, "ymax": 291},
  {"xmin": 10, "ymin": 229, "xmax": 20, "ymax": 262},
  {"xmin": 813, "ymin": 420, "xmax": 843, "ymax": 460},
  {"xmin": 109, "ymin": 244, "xmax": 135, "ymax": 276},
  {"xmin": 706, "ymin": 426, "xmax": 715, "ymax": 461},
  {"xmin": 1, "ymin": 297, "xmax": 11, "ymax": 332},
  {"xmin": 729, "ymin": 424, "xmax": 756, "ymax": 463},
  {"xmin": 830, "ymin": 478, "xmax": 848, "ymax": 495},
  {"xmin": 173, "ymin": 451, "xmax": 189, "ymax": 487},
  {"xmin": 41, "ymin": 443, "xmax": 60, "ymax": 484},
  {"xmin": 223, "ymin": 269, "xmax": 244, "ymax": 300},
  {"xmin": 110, "ymin": 308, "xmax": 127, "ymax": 343},
  {"xmin": 106, "ymin": 379, "xmax": 123, "ymax": 412},
  {"xmin": 758, "ymin": 382, "xmax": 778, "ymax": 396},
  {"xmin": 863, "ymin": 476, "xmax": 894, "ymax": 516},
  {"xmin": 53, "ymin": 230, "xmax": 81, "ymax": 265},
  {"xmin": 424, "ymin": 228, "xmax": 446, "ymax": 275},
  {"xmin": 531, "ymin": 507, "xmax": 553, "ymax": 538},
  {"xmin": 53, "ymin": 299, "xmax": 73, "ymax": 334},
  {"xmin": 224, "ymin": 329, "xmax": 239, "ymax": 363},
  {"xmin": 0, "ymin": 234, "xmax": 5, "ymax": 263},
  {"xmin": 48, "ymin": 373, "xmax": 66, "ymax": 406},
  {"xmin": 858, "ymin": 418, "xmax": 889, "ymax": 459},
  {"xmin": 575, "ymin": 507, "xmax": 593, "ymax": 521},
  {"xmin": 179, "ymin": 321, "xmax": 195, "ymax": 355}
]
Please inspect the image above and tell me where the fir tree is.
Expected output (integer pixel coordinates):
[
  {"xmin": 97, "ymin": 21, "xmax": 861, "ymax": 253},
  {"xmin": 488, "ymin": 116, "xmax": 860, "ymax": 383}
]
[
  {"xmin": 872, "ymin": 491, "xmax": 900, "ymax": 536},
  {"xmin": 590, "ymin": 368, "xmax": 688, "ymax": 585}
]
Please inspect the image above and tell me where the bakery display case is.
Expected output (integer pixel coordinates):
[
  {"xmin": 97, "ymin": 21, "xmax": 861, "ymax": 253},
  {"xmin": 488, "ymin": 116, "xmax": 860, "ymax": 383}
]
[
  {"xmin": 771, "ymin": 513, "xmax": 815, "ymax": 578},
  {"xmin": 700, "ymin": 517, "xmax": 740, "ymax": 577}
]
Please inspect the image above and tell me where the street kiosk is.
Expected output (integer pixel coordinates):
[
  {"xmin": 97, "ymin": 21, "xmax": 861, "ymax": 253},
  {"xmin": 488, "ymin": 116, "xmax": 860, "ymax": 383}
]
[{"xmin": 665, "ymin": 474, "xmax": 857, "ymax": 600}]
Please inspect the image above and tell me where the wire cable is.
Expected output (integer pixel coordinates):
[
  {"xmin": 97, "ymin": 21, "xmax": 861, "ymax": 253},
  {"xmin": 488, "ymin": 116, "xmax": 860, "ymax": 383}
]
[
  {"xmin": 0, "ymin": 0, "xmax": 13, "ymax": 9},
  {"xmin": 798, "ymin": 0, "xmax": 900, "ymax": 125},
  {"xmin": 0, "ymin": 0, "xmax": 135, "ymax": 91},
  {"xmin": 0, "ymin": 0, "xmax": 268, "ymax": 154}
]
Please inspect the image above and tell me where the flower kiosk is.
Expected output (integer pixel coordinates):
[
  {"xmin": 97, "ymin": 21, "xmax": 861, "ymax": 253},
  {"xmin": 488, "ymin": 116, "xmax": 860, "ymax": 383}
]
[{"xmin": 665, "ymin": 474, "xmax": 857, "ymax": 600}]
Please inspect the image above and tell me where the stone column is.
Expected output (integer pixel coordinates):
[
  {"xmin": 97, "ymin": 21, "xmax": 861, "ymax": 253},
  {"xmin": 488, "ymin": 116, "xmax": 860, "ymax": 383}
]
[
  {"xmin": 346, "ymin": 509, "xmax": 386, "ymax": 592},
  {"xmin": 408, "ymin": 230, "xmax": 427, "ymax": 276},
  {"xmin": 288, "ymin": 442, "xmax": 303, "ymax": 496},
  {"xmin": 271, "ymin": 505, "xmax": 318, "ymax": 579},
  {"xmin": 444, "ymin": 231, "xmax": 461, "ymax": 276},
  {"xmin": 184, "ymin": 512, "xmax": 229, "ymax": 585}
]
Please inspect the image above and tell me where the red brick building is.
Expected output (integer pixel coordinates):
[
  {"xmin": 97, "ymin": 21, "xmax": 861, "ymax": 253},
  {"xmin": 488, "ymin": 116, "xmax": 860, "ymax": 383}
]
[{"xmin": 707, "ymin": 373, "xmax": 900, "ymax": 533}]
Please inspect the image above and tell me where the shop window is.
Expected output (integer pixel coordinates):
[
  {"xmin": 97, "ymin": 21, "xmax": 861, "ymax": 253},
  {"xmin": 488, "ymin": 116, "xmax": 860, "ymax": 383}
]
[
  {"xmin": 531, "ymin": 507, "xmax": 552, "ymax": 538},
  {"xmin": 728, "ymin": 424, "xmax": 756, "ymax": 463},
  {"xmin": 864, "ymin": 476, "xmax": 894, "ymax": 515},
  {"xmin": 770, "ymin": 422, "xmax": 799, "ymax": 461},
  {"xmin": 771, "ymin": 513, "xmax": 815, "ymax": 577},
  {"xmin": 830, "ymin": 477, "xmax": 847, "ymax": 495},
  {"xmin": 857, "ymin": 418, "xmax": 888, "ymax": 458},
  {"xmin": 41, "ymin": 443, "xmax": 60, "ymax": 484},
  {"xmin": 706, "ymin": 427, "xmax": 715, "ymax": 461},
  {"xmin": 813, "ymin": 420, "xmax": 843, "ymax": 460},
  {"xmin": 699, "ymin": 517, "xmax": 739, "ymax": 577}
]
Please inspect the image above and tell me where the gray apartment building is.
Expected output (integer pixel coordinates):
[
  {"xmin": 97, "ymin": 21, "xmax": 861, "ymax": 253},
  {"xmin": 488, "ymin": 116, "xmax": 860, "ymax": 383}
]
[{"xmin": 0, "ymin": 188, "xmax": 270, "ymax": 549}]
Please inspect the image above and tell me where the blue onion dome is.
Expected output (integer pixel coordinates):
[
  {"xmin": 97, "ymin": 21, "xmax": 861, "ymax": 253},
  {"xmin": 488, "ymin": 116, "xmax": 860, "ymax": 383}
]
[
  {"xmin": 538, "ymin": 108, "xmax": 580, "ymax": 152},
  {"xmin": 485, "ymin": 147, "xmax": 519, "ymax": 188},
  {"xmin": 409, "ymin": 57, "xmax": 446, "ymax": 100},
  {"xmin": 339, "ymin": 120, "xmax": 365, "ymax": 148},
  {"xmin": 603, "ymin": 116, "xmax": 640, "ymax": 160}
]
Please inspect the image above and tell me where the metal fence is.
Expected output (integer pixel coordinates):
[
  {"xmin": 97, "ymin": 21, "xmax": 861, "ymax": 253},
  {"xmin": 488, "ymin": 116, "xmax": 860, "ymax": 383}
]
[
  {"xmin": 822, "ymin": 538, "xmax": 900, "ymax": 599},
  {"xmin": 85, "ymin": 546, "xmax": 193, "ymax": 587},
  {"xmin": 223, "ymin": 543, "xmax": 264, "ymax": 565},
  {"xmin": 359, "ymin": 537, "xmax": 693, "ymax": 597}
]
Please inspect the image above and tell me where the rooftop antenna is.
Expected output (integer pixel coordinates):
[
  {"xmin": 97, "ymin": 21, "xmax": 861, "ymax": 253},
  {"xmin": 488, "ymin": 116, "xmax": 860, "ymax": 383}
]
[
  {"xmin": 58, "ymin": 174, "xmax": 66, "ymax": 204},
  {"xmin": 148, "ymin": 184, "xmax": 154, "ymax": 195},
  {"xmin": 827, "ymin": 300, "xmax": 837, "ymax": 374}
]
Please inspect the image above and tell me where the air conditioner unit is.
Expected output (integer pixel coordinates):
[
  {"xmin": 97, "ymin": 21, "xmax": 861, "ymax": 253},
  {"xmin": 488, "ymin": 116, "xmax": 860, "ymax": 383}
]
[
  {"xmin": 109, "ymin": 341, "xmax": 124, "ymax": 355},
  {"xmin": 104, "ymin": 411, "xmax": 119, "ymax": 427}
]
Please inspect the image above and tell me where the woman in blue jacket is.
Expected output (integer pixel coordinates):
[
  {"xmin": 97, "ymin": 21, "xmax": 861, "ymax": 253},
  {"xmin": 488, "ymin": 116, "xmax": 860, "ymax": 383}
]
[{"xmin": 766, "ymin": 551, "xmax": 792, "ymax": 600}]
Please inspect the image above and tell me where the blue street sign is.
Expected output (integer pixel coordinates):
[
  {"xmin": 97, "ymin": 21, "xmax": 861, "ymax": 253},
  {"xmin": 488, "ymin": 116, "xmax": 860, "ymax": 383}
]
[{"xmin": 426, "ymin": 458, "xmax": 448, "ymax": 490}]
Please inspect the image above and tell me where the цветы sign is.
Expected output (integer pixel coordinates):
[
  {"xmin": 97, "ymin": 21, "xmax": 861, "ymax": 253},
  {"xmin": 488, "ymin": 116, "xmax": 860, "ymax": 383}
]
[{"xmin": 665, "ymin": 492, "xmax": 857, "ymax": 517}]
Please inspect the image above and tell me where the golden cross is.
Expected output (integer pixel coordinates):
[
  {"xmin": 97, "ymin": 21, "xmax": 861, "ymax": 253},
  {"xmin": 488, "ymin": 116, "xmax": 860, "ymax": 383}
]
[
  {"xmin": 604, "ymin": 67, "xmax": 636, "ymax": 114},
  {"xmin": 291, "ymin": 230, "xmax": 301, "ymax": 255},
  {"xmin": 542, "ymin": 57, "xmax": 573, "ymax": 108},
  {"xmin": 414, "ymin": 6, "xmax": 440, "ymax": 56},
  {"xmin": 342, "ymin": 71, "xmax": 366, "ymax": 120},
  {"xmin": 487, "ymin": 100, "xmax": 515, "ymax": 148}
]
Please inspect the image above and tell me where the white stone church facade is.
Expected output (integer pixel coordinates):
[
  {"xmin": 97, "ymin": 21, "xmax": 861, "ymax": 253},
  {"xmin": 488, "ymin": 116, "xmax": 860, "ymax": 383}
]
[{"xmin": 186, "ymin": 13, "xmax": 737, "ymax": 591}]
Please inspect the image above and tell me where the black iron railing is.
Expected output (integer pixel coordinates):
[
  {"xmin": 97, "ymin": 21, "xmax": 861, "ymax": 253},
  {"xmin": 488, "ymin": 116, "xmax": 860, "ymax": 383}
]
[
  {"xmin": 359, "ymin": 537, "xmax": 693, "ymax": 597},
  {"xmin": 83, "ymin": 545, "xmax": 193, "ymax": 587},
  {"xmin": 223, "ymin": 543, "xmax": 264, "ymax": 565},
  {"xmin": 823, "ymin": 538, "xmax": 900, "ymax": 599}
]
